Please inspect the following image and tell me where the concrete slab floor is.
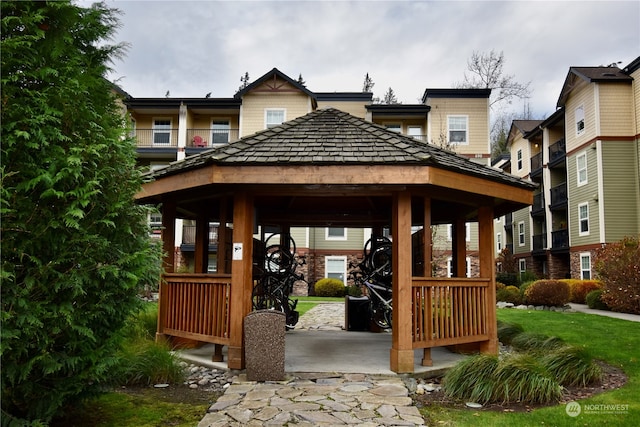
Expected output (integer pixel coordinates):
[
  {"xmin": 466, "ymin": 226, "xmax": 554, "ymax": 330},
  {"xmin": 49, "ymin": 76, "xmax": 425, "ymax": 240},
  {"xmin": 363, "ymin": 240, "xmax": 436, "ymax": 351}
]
[{"xmin": 178, "ymin": 330, "xmax": 465, "ymax": 377}]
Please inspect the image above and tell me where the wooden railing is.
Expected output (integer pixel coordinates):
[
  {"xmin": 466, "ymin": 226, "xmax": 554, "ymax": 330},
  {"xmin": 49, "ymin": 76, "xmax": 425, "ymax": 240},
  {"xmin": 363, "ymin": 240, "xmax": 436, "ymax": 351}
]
[
  {"xmin": 412, "ymin": 278, "xmax": 490, "ymax": 348},
  {"xmin": 159, "ymin": 274, "xmax": 231, "ymax": 345}
]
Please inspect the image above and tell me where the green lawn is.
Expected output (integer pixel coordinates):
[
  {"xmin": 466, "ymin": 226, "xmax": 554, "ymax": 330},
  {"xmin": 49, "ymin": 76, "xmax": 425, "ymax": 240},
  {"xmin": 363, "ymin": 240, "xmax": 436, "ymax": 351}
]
[
  {"xmin": 422, "ymin": 309, "xmax": 640, "ymax": 426},
  {"xmin": 294, "ymin": 296, "xmax": 344, "ymax": 316}
]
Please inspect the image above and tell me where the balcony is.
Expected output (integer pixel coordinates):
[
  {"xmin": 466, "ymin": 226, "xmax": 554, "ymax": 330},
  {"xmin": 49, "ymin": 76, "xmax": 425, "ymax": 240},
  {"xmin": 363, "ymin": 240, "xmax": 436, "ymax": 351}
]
[
  {"xmin": 548, "ymin": 138, "xmax": 566, "ymax": 168},
  {"xmin": 530, "ymin": 193, "xmax": 545, "ymax": 218},
  {"xmin": 551, "ymin": 229, "xmax": 569, "ymax": 253},
  {"xmin": 532, "ymin": 233, "xmax": 547, "ymax": 254},
  {"xmin": 133, "ymin": 129, "xmax": 179, "ymax": 147},
  {"xmin": 504, "ymin": 213, "xmax": 513, "ymax": 230},
  {"xmin": 181, "ymin": 225, "xmax": 219, "ymax": 252},
  {"xmin": 549, "ymin": 182, "xmax": 568, "ymax": 210},
  {"xmin": 186, "ymin": 128, "xmax": 240, "ymax": 149},
  {"xmin": 530, "ymin": 152, "xmax": 543, "ymax": 178}
]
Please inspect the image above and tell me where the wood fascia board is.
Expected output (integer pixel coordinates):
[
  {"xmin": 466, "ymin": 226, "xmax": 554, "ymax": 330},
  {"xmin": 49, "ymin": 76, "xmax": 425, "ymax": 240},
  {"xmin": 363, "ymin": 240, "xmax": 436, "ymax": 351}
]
[{"xmin": 136, "ymin": 167, "xmax": 214, "ymax": 200}]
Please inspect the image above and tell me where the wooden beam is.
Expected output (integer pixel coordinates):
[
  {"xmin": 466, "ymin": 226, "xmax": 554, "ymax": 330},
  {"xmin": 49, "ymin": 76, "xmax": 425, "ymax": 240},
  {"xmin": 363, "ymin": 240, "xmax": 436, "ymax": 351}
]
[
  {"xmin": 194, "ymin": 209, "xmax": 208, "ymax": 273},
  {"xmin": 478, "ymin": 205, "xmax": 498, "ymax": 354},
  {"xmin": 390, "ymin": 191, "xmax": 414, "ymax": 373},
  {"xmin": 453, "ymin": 217, "xmax": 467, "ymax": 278},
  {"xmin": 227, "ymin": 192, "xmax": 254, "ymax": 369}
]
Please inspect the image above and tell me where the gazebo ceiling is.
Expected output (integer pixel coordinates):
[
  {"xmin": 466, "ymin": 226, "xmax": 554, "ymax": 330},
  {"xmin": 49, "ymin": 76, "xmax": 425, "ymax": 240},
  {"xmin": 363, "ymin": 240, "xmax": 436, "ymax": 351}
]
[{"xmin": 136, "ymin": 108, "xmax": 536, "ymax": 224}]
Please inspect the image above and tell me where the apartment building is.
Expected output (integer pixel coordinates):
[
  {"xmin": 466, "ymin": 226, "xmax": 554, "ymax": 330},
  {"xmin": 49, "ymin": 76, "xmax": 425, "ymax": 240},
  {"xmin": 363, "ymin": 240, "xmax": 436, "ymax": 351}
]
[
  {"xmin": 496, "ymin": 56, "xmax": 640, "ymax": 280},
  {"xmin": 122, "ymin": 68, "xmax": 492, "ymax": 288}
]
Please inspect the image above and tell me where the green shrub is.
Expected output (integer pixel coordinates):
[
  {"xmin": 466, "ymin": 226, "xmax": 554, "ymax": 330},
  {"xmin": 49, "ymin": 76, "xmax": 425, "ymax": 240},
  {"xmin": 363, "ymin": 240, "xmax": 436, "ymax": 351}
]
[
  {"xmin": 518, "ymin": 281, "xmax": 535, "ymax": 304},
  {"xmin": 510, "ymin": 332, "xmax": 565, "ymax": 353},
  {"xmin": 594, "ymin": 236, "xmax": 640, "ymax": 314},
  {"xmin": 444, "ymin": 354, "xmax": 500, "ymax": 404},
  {"xmin": 346, "ymin": 285, "xmax": 363, "ymax": 297},
  {"xmin": 586, "ymin": 289, "xmax": 609, "ymax": 310},
  {"xmin": 519, "ymin": 270, "xmax": 538, "ymax": 285},
  {"xmin": 496, "ymin": 272, "xmax": 518, "ymax": 287},
  {"xmin": 524, "ymin": 280, "xmax": 570, "ymax": 306},
  {"xmin": 496, "ymin": 282, "xmax": 506, "ymax": 291},
  {"xmin": 540, "ymin": 346, "xmax": 602, "ymax": 387},
  {"xmin": 562, "ymin": 279, "xmax": 603, "ymax": 304},
  {"xmin": 314, "ymin": 278, "xmax": 345, "ymax": 297},
  {"xmin": 497, "ymin": 321, "xmax": 524, "ymax": 345},
  {"xmin": 112, "ymin": 340, "xmax": 185, "ymax": 386},
  {"xmin": 496, "ymin": 285, "xmax": 522, "ymax": 304},
  {"xmin": 494, "ymin": 353, "xmax": 562, "ymax": 404}
]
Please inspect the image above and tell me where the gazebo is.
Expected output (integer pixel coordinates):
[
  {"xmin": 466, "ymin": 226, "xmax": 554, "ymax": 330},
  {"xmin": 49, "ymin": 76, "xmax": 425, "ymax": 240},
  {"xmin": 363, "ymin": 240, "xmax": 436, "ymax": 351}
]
[{"xmin": 136, "ymin": 108, "xmax": 535, "ymax": 373}]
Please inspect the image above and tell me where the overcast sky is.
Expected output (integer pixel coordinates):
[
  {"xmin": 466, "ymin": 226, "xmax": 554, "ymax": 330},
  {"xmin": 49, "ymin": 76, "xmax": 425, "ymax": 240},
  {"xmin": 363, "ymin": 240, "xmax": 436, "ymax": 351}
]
[{"xmin": 96, "ymin": 0, "xmax": 639, "ymax": 119}]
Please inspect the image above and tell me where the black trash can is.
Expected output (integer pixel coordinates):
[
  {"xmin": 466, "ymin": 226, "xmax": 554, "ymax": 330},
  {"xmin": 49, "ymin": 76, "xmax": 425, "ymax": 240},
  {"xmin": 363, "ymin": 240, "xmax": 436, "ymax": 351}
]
[
  {"xmin": 244, "ymin": 310, "xmax": 286, "ymax": 381},
  {"xmin": 345, "ymin": 296, "xmax": 370, "ymax": 331}
]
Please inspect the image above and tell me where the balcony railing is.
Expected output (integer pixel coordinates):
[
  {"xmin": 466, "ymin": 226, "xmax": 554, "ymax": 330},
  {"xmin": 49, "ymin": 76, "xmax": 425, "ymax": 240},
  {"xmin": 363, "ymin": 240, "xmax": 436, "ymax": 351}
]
[
  {"xmin": 133, "ymin": 129, "xmax": 179, "ymax": 147},
  {"xmin": 551, "ymin": 229, "xmax": 569, "ymax": 251},
  {"xmin": 187, "ymin": 129, "xmax": 240, "ymax": 148},
  {"xmin": 504, "ymin": 213, "xmax": 513, "ymax": 230},
  {"xmin": 533, "ymin": 234, "xmax": 547, "ymax": 252},
  {"xmin": 530, "ymin": 152, "xmax": 543, "ymax": 177},
  {"xmin": 548, "ymin": 138, "xmax": 566, "ymax": 167},
  {"xmin": 549, "ymin": 182, "xmax": 568, "ymax": 209},
  {"xmin": 531, "ymin": 193, "xmax": 545, "ymax": 217}
]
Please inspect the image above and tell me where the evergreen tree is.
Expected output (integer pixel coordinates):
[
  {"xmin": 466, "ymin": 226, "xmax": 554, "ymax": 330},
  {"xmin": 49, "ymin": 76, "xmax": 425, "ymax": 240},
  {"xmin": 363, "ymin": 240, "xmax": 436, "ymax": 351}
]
[
  {"xmin": 382, "ymin": 87, "xmax": 400, "ymax": 104},
  {"xmin": 1, "ymin": 1, "xmax": 161, "ymax": 422},
  {"xmin": 297, "ymin": 73, "xmax": 306, "ymax": 87},
  {"xmin": 362, "ymin": 72, "xmax": 374, "ymax": 92},
  {"xmin": 238, "ymin": 71, "xmax": 250, "ymax": 92}
]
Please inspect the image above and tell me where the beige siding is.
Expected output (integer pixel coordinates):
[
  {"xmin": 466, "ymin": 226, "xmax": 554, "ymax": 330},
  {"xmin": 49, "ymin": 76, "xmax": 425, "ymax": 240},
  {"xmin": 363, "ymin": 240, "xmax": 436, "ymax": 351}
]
[
  {"xmin": 565, "ymin": 83, "xmax": 596, "ymax": 153},
  {"xmin": 511, "ymin": 136, "xmax": 531, "ymax": 178},
  {"xmin": 567, "ymin": 148, "xmax": 600, "ymax": 245},
  {"xmin": 133, "ymin": 114, "xmax": 179, "ymax": 129},
  {"xmin": 599, "ymin": 83, "xmax": 634, "ymax": 136},
  {"xmin": 240, "ymin": 79, "xmax": 312, "ymax": 137},
  {"xmin": 316, "ymin": 101, "xmax": 368, "ymax": 118},
  {"xmin": 427, "ymin": 97, "xmax": 489, "ymax": 156},
  {"xmin": 312, "ymin": 227, "xmax": 366, "ymax": 251},
  {"xmin": 601, "ymin": 141, "xmax": 640, "ymax": 240},
  {"xmin": 632, "ymin": 67, "xmax": 640, "ymax": 136}
]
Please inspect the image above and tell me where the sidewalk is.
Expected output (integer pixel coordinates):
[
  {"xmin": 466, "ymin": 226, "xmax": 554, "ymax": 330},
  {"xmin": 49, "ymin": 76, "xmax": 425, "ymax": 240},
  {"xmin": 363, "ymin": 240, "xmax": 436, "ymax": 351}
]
[{"xmin": 569, "ymin": 303, "xmax": 640, "ymax": 322}]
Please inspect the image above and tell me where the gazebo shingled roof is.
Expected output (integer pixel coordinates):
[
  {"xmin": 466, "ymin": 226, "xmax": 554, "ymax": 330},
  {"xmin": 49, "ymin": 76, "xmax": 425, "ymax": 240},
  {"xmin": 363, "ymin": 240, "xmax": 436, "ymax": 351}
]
[{"xmin": 145, "ymin": 107, "xmax": 535, "ymax": 191}]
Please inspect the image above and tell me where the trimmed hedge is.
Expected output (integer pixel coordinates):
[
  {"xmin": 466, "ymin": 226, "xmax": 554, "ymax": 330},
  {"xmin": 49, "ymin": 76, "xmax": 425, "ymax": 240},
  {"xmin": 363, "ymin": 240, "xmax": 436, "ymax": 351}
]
[
  {"xmin": 314, "ymin": 278, "xmax": 345, "ymax": 297},
  {"xmin": 561, "ymin": 279, "xmax": 603, "ymax": 304},
  {"xmin": 524, "ymin": 280, "xmax": 570, "ymax": 307}
]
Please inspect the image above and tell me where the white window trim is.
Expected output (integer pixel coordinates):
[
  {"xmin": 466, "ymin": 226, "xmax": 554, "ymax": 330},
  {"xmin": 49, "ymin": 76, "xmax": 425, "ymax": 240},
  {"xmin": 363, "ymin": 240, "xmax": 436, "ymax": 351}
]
[
  {"xmin": 407, "ymin": 125, "xmax": 422, "ymax": 140},
  {"xmin": 575, "ymin": 104, "xmax": 585, "ymax": 136},
  {"xmin": 211, "ymin": 118, "xmax": 231, "ymax": 145},
  {"xmin": 446, "ymin": 256, "xmax": 471, "ymax": 278},
  {"xmin": 497, "ymin": 232, "xmax": 502, "ymax": 252},
  {"xmin": 325, "ymin": 227, "xmax": 347, "ymax": 241},
  {"xmin": 578, "ymin": 202, "xmax": 590, "ymax": 236},
  {"xmin": 152, "ymin": 117, "xmax": 172, "ymax": 145},
  {"xmin": 519, "ymin": 259, "xmax": 526, "ymax": 275},
  {"xmin": 517, "ymin": 149, "xmax": 523, "ymax": 171},
  {"xmin": 265, "ymin": 108, "xmax": 286, "ymax": 129},
  {"xmin": 384, "ymin": 123, "xmax": 402, "ymax": 133},
  {"xmin": 576, "ymin": 152, "xmax": 588, "ymax": 186},
  {"xmin": 446, "ymin": 223, "xmax": 470, "ymax": 242},
  {"xmin": 325, "ymin": 256, "xmax": 347, "ymax": 282},
  {"xmin": 447, "ymin": 115, "xmax": 469, "ymax": 145},
  {"xmin": 580, "ymin": 253, "xmax": 592, "ymax": 280},
  {"xmin": 518, "ymin": 221, "xmax": 525, "ymax": 246}
]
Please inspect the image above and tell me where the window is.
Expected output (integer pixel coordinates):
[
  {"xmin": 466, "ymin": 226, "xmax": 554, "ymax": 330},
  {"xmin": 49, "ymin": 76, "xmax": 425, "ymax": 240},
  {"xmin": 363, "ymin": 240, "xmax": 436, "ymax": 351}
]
[
  {"xmin": 407, "ymin": 126, "xmax": 423, "ymax": 140},
  {"xmin": 265, "ymin": 109, "xmax": 285, "ymax": 128},
  {"xmin": 385, "ymin": 124, "xmax": 401, "ymax": 133},
  {"xmin": 325, "ymin": 256, "xmax": 347, "ymax": 282},
  {"xmin": 519, "ymin": 259, "xmax": 526, "ymax": 277},
  {"xmin": 580, "ymin": 253, "xmax": 591, "ymax": 280},
  {"xmin": 149, "ymin": 212, "xmax": 162, "ymax": 238},
  {"xmin": 578, "ymin": 202, "xmax": 589, "ymax": 236},
  {"xmin": 211, "ymin": 120, "xmax": 230, "ymax": 144},
  {"xmin": 575, "ymin": 105, "xmax": 585, "ymax": 135},
  {"xmin": 325, "ymin": 227, "xmax": 347, "ymax": 240},
  {"xmin": 497, "ymin": 232, "xmax": 502, "ymax": 252},
  {"xmin": 448, "ymin": 116, "xmax": 468, "ymax": 145},
  {"xmin": 518, "ymin": 221, "xmax": 525, "ymax": 246},
  {"xmin": 153, "ymin": 118, "xmax": 171, "ymax": 144},
  {"xmin": 447, "ymin": 223, "xmax": 470, "ymax": 241},
  {"xmin": 517, "ymin": 149, "xmax": 523, "ymax": 171},
  {"xmin": 447, "ymin": 257, "xmax": 471, "ymax": 278},
  {"xmin": 576, "ymin": 152, "xmax": 588, "ymax": 186}
]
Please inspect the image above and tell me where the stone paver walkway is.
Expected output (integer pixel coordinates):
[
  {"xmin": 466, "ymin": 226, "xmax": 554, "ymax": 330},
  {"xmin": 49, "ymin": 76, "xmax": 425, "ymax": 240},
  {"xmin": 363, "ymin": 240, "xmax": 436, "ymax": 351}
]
[
  {"xmin": 197, "ymin": 302, "xmax": 427, "ymax": 426},
  {"xmin": 198, "ymin": 372, "xmax": 425, "ymax": 427}
]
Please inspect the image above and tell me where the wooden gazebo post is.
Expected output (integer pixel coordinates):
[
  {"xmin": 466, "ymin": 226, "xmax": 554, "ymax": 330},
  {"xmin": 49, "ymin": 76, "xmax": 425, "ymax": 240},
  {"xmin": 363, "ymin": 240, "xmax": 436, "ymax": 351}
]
[
  {"xmin": 421, "ymin": 196, "xmax": 433, "ymax": 366},
  {"xmin": 390, "ymin": 191, "xmax": 414, "ymax": 373},
  {"xmin": 156, "ymin": 201, "xmax": 176, "ymax": 344},
  {"xmin": 478, "ymin": 205, "xmax": 498, "ymax": 354},
  {"xmin": 227, "ymin": 191, "xmax": 254, "ymax": 369}
]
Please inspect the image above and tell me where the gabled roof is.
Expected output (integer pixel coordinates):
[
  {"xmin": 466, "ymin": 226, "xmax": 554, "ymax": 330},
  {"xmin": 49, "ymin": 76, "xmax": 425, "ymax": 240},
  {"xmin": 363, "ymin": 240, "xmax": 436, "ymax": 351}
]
[
  {"xmin": 234, "ymin": 68, "xmax": 316, "ymax": 100},
  {"xmin": 147, "ymin": 107, "xmax": 534, "ymax": 190},
  {"xmin": 557, "ymin": 65, "xmax": 632, "ymax": 107},
  {"xmin": 506, "ymin": 120, "xmax": 543, "ymax": 148}
]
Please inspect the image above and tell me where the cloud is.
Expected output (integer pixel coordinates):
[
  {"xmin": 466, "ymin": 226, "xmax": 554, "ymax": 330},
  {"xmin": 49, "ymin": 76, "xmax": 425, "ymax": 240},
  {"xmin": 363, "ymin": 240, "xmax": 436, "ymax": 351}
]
[{"xmin": 102, "ymin": 0, "xmax": 639, "ymax": 119}]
